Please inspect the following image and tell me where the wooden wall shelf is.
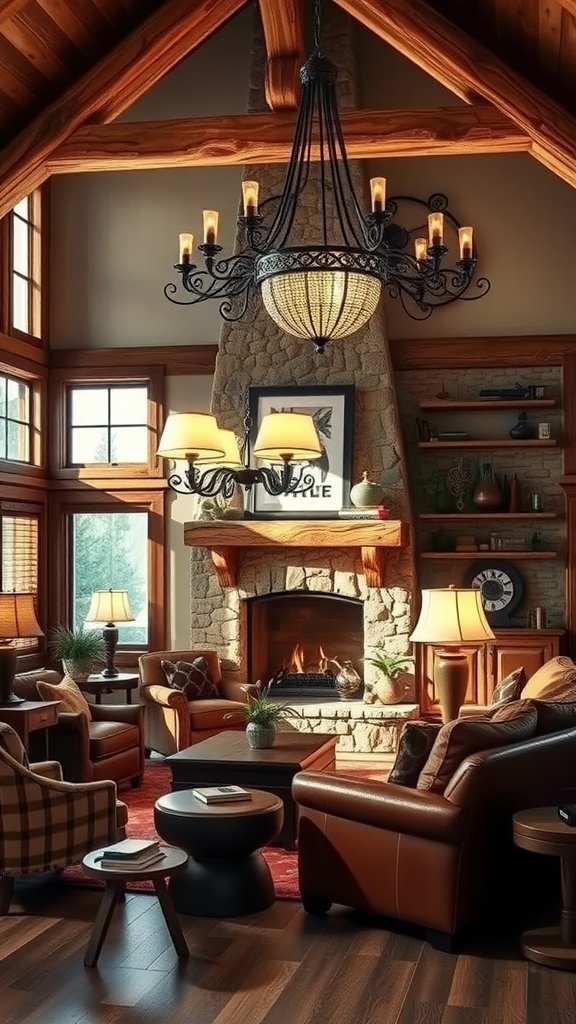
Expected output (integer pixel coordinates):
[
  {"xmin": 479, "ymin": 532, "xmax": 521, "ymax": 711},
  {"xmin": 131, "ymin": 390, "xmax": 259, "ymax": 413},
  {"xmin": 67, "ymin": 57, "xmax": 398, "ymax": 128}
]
[
  {"xmin": 421, "ymin": 551, "xmax": 557, "ymax": 560},
  {"xmin": 420, "ymin": 512, "xmax": 559, "ymax": 521},
  {"xmin": 419, "ymin": 440, "xmax": 557, "ymax": 449},
  {"xmin": 419, "ymin": 399, "xmax": 556, "ymax": 411},
  {"xmin": 184, "ymin": 518, "xmax": 409, "ymax": 588}
]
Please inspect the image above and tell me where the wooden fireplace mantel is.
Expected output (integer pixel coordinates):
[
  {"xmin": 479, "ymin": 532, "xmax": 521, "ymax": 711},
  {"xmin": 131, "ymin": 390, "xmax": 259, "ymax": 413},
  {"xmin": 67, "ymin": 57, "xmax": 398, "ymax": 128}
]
[{"xmin": 184, "ymin": 518, "xmax": 409, "ymax": 588}]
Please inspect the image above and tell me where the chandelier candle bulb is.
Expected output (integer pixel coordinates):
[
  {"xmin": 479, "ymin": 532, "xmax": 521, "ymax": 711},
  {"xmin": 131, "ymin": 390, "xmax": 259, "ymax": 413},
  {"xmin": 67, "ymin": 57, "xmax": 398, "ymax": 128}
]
[
  {"xmin": 414, "ymin": 237, "xmax": 428, "ymax": 262},
  {"xmin": 370, "ymin": 177, "xmax": 386, "ymax": 214},
  {"xmin": 202, "ymin": 211, "xmax": 219, "ymax": 246},
  {"xmin": 241, "ymin": 180, "xmax": 259, "ymax": 218},
  {"xmin": 178, "ymin": 233, "xmax": 193, "ymax": 264},
  {"xmin": 459, "ymin": 226, "xmax": 474, "ymax": 261},
  {"xmin": 428, "ymin": 212, "xmax": 444, "ymax": 248}
]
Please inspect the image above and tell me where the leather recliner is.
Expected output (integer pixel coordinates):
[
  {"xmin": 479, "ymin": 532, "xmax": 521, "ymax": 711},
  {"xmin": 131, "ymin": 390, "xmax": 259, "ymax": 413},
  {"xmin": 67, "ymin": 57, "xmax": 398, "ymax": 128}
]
[{"xmin": 293, "ymin": 722, "xmax": 576, "ymax": 947}]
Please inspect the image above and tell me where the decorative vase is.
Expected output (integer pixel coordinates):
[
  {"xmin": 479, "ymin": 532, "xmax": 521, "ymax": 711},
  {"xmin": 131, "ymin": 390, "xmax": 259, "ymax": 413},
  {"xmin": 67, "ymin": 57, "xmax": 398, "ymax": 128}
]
[
  {"xmin": 509, "ymin": 411, "xmax": 536, "ymax": 440},
  {"xmin": 245, "ymin": 722, "xmax": 276, "ymax": 749},
  {"xmin": 472, "ymin": 462, "xmax": 504, "ymax": 512},
  {"xmin": 349, "ymin": 471, "xmax": 385, "ymax": 508},
  {"xmin": 374, "ymin": 674, "xmax": 411, "ymax": 705},
  {"xmin": 335, "ymin": 661, "xmax": 362, "ymax": 700}
]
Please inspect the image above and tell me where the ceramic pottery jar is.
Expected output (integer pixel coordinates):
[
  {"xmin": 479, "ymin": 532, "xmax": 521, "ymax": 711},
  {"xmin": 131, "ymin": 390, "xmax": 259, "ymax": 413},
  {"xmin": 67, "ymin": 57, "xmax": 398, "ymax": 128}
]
[
  {"xmin": 472, "ymin": 463, "xmax": 504, "ymax": 512},
  {"xmin": 349, "ymin": 471, "xmax": 385, "ymax": 508},
  {"xmin": 246, "ymin": 722, "xmax": 276, "ymax": 749},
  {"xmin": 509, "ymin": 411, "xmax": 536, "ymax": 440}
]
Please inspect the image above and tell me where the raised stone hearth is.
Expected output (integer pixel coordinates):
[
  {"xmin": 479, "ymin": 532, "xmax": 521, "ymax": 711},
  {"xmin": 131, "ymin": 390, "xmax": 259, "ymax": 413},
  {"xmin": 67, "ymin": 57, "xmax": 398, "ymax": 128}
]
[{"xmin": 278, "ymin": 699, "xmax": 420, "ymax": 757}]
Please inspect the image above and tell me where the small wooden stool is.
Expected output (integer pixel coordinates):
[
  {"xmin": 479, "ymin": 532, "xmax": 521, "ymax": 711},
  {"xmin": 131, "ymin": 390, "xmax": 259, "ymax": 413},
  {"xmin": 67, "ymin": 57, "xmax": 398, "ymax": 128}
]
[{"xmin": 82, "ymin": 845, "xmax": 188, "ymax": 967}]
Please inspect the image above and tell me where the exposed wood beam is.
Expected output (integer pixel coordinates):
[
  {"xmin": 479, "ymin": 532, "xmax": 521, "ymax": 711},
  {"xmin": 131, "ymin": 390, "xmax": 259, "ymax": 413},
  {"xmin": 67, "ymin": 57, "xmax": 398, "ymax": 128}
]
[
  {"xmin": 258, "ymin": 0, "xmax": 305, "ymax": 110},
  {"xmin": 558, "ymin": 1, "xmax": 576, "ymax": 17},
  {"xmin": 46, "ymin": 106, "xmax": 528, "ymax": 173},
  {"xmin": 0, "ymin": 0, "xmax": 249, "ymax": 221},
  {"xmin": 0, "ymin": 1, "xmax": 29, "ymax": 19},
  {"xmin": 333, "ymin": 0, "xmax": 576, "ymax": 190}
]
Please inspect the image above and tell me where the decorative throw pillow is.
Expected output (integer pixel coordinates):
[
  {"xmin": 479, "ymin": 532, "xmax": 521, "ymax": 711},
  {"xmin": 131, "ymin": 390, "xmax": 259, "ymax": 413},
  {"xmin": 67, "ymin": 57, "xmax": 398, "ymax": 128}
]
[
  {"xmin": 36, "ymin": 674, "xmax": 92, "ymax": 719},
  {"xmin": 161, "ymin": 657, "xmax": 219, "ymax": 700},
  {"xmin": 490, "ymin": 666, "xmax": 526, "ymax": 707},
  {"xmin": 521, "ymin": 656, "xmax": 576, "ymax": 701},
  {"xmin": 417, "ymin": 701, "xmax": 538, "ymax": 793},
  {"xmin": 388, "ymin": 720, "xmax": 442, "ymax": 787},
  {"xmin": 530, "ymin": 698, "xmax": 576, "ymax": 736}
]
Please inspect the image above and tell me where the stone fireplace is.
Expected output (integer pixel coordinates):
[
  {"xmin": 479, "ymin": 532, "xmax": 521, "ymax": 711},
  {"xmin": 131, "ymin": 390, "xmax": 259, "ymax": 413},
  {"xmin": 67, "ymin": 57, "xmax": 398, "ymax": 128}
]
[{"xmin": 183, "ymin": 8, "xmax": 418, "ymax": 755}]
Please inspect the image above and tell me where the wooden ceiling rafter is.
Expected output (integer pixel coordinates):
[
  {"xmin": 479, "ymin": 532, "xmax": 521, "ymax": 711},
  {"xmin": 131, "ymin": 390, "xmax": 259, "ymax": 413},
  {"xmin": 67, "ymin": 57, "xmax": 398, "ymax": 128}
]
[
  {"xmin": 333, "ymin": 0, "xmax": 576, "ymax": 190},
  {"xmin": 557, "ymin": 0, "xmax": 576, "ymax": 17},
  {"xmin": 0, "ymin": 0, "xmax": 250, "ymax": 221},
  {"xmin": 46, "ymin": 104, "xmax": 530, "ymax": 173},
  {"xmin": 258, "ymin": 0, "xmax": 305, "ymax": 110}
]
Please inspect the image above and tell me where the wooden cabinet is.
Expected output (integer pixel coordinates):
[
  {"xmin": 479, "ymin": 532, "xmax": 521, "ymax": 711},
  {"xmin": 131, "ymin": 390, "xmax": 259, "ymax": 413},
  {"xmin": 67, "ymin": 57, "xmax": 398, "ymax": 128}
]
[{"xmin": 416, "ymin": 629, "xmax": 565, "ymax": 719}]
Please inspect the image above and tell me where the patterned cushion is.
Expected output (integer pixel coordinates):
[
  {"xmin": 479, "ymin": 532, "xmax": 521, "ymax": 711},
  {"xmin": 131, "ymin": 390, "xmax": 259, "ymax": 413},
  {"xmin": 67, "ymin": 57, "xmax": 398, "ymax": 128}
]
[
  {"xmin": 36, "ymin": 674, "xmax": 92, "ymax": 719},
  {"xmin": 417, "ymin": 701, "xmax": 538, "ymax": 793},
  {"xmin": 490, "ymin": 666, "xmax": 526, "ymax": 706},
  {"xmin": 0, "ymin": 722, "xmax": 28, "ymax": 765},
  {"xmin": 388, "ymin": 720, "xmax": 442, "ymax": 787},
  {"xmin": 521, "ymin": 656, "xmax": 576, "ymax": 700},
  {"xmin": 161, "ymin": 657, "xmax": 219, "ymax": 700}
]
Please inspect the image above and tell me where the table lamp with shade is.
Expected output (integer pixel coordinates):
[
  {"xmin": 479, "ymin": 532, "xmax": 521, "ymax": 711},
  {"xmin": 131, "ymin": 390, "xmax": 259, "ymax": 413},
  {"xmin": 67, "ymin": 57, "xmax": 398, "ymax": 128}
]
[
  {"xmin": 0, "ymin": 592, "xmax": 44, "ymax": 704},
  {"xmin": 85, "ymin": 589, "xmax": 134, "ymax": 678},
  {"xmin": 410, "ymin": 587, "xmax": 495, "ymax": 724}
]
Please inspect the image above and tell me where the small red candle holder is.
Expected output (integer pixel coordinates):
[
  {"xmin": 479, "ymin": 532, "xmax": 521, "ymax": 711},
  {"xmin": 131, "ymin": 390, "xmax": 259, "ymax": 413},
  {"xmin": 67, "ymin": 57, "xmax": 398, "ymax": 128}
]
[{"xmin": 377, "ymin": 506, "xmax": 390, "ymax": 520}]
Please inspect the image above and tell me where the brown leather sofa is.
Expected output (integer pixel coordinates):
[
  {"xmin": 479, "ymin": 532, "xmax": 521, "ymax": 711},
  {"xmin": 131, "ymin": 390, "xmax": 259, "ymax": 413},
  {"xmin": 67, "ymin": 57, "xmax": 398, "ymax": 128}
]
[
  {"xmin": 138, "ymin": 649, "xmax": 248, "ymax": 756},
  {"xmin": 293, "ymin": 711, "xmax": 576, "ymax": 948},
  {"xmin": 13, "ymin": 669, "xmax": 144, "ymax": 788}
]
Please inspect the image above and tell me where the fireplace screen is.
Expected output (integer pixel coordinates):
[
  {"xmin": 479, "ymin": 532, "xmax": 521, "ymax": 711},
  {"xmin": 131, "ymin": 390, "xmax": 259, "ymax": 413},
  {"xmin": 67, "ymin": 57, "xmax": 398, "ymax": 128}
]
[{"xmin": 246, "ymin": 592, "xmax": 363, "ymax": 697}]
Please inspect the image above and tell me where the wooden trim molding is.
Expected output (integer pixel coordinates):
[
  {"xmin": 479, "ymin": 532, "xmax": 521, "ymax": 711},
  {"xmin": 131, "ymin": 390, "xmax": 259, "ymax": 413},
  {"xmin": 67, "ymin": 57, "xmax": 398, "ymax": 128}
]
[
  {"xmin": 184, "ymin": 519, "xmax": 409, "ymax": 588},
  {"xmin": 390, "ymin": 336, "xmax": 576, "ymax": 371},
  {"xmin": 49, "ymin": 344, "xmax": 217, "ymax": 375}
]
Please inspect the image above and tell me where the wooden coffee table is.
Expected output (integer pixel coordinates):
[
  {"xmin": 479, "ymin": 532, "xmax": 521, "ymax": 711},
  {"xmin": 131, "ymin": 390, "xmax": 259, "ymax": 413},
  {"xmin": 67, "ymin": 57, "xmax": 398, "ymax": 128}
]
[{"xmin": 165, "ymin": 731, "xmax": 337, "ymax": 849}]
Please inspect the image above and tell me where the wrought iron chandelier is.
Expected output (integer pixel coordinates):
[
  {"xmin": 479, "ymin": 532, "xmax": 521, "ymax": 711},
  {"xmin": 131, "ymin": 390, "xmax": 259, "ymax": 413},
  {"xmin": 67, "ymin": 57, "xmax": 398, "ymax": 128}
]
[
  {"xmin": 164, "ymin": 0, "xmax": 489, "ymax": 351},
  {"xmin": 156, "ymin": 406, "xmax": 321, "ymax": 500}
]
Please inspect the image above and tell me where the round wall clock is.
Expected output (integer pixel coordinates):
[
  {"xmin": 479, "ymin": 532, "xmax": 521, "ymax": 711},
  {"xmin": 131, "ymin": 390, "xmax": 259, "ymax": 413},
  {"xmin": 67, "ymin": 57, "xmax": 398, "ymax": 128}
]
[{"xmin": 462, "ymin": 560, "xmax": 524, "ymax": 627}]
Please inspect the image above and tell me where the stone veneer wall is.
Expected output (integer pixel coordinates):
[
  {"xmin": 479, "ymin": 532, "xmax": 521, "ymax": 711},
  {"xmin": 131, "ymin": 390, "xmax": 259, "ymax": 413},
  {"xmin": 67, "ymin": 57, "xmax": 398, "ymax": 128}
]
[{"xmin": 187, "ymin": 7, "xmax": 417, "ymax": 712}]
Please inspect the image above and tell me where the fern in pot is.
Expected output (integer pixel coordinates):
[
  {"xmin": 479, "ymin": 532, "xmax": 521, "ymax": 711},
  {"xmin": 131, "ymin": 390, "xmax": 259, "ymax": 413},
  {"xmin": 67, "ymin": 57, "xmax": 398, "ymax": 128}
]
[
  {"xmin": 49, "ymin": 624, "xmax": 106, "ymax": 682},
  {"xmin": 363, "ymin": 650, "xmax": 414, "ymax": 705},
  {"xmin": 226, "ymin": 680, "xmax": 297, "ymax": 749}
]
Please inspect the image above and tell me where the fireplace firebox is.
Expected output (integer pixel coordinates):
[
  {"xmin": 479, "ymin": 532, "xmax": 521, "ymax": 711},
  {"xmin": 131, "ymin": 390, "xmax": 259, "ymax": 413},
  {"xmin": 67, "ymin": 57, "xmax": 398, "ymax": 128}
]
[{"xmin": 246, "ymin": 592, "xmax": 363, "ymax": 697}]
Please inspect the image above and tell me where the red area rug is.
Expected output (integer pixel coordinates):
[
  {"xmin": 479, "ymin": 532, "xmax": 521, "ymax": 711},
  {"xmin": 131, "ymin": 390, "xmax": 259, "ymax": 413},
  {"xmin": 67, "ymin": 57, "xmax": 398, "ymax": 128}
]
[{"xmin": 62, "ymin": 761, "xmax": 388, "ymax": 901}]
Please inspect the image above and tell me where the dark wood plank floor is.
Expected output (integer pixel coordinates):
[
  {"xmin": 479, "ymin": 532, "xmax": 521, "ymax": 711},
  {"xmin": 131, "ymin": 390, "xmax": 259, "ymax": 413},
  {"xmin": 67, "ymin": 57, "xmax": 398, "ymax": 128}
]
[{"xmin": 1, "ymin": 879, "xmax": 576, "ymax": 1024}]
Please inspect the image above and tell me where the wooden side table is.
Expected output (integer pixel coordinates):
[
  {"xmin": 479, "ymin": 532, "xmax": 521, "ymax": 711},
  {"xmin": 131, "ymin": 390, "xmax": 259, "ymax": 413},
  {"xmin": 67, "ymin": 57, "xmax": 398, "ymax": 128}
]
[
  {"xmin": 82, "ymin": 845, "xmax": 188, "ymax": 967},
  {"xmin": 0, "ymin": 700, "xmax": 60, "ymax": 756},
  {"xmin": 513, "ymin": 806, "xmax": 576, "ymax": 969},
  {"xmin": 81, "ymin": 672, "xmax": 140, "ymax": 705}
]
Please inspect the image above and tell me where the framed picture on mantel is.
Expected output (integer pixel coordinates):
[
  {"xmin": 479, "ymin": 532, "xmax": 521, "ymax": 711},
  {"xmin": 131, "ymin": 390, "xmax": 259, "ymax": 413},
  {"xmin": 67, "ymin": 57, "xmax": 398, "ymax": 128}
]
[{"xmin": 248, "ymin": 385, "xmax": 354, "ymax": 519}]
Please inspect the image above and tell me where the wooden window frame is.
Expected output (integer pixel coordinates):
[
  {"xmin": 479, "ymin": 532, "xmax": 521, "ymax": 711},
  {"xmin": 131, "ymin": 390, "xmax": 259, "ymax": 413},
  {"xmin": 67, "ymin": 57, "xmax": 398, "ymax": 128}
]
[
  {"xmin": 0, "ymin": 361, "xmax": 43, "ymax": 475},
  {"xmin": 49, "ymin": 365, "xmax": 164, "ymax": 481},
  {"xmin": 6, "ymin": 191, "xmax": 43, "ymax": 343},
  {"xmin": 0, "ymin": 498, "xmax": 44, "ymax": 658},
  {"xmin": 47, "ymin": 489, "xmax": 165, "ymax": 663}
]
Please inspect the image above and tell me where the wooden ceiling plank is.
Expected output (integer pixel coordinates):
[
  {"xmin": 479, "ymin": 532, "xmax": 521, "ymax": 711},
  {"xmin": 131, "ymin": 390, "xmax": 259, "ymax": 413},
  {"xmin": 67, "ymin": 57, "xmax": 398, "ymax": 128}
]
[
  {"xmin": 558, "ymin": 0, "xmax": 576, "ymax": 17},
  {"xmin": 0, "ymin": 0, "xmax": 29, "ymax": 19},
  {"xmin": 0, "ymin": 35, "xmax": 51, "ymax": 108},
  {"xmin": 1, "ymin": 11, "xmax": 81, "ymax": 84},
  {"xmin": 35, "ymin": 0, "xmax": 107, "ymax": 59},
  {"xmin": 333, "ymin": 0, "xmax": 576, "ymax": 189},
  {"xmin": 0, "ymin": 0, "xmax": 250, "ymax": 221},
  {"xmin": 258, "ymin": 0, "xmax": 305, "ymax": 110},
  {"xmin": 46, "ymin": 105, "xmax": 529, "ymax": 173}
]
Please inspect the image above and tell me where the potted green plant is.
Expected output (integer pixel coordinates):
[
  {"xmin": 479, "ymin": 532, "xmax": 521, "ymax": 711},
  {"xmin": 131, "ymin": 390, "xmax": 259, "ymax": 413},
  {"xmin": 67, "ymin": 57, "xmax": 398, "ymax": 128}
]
[
  {"xmin": 363, "ymin": 650, "xmax": 414, "ymax": 705},
  {"xmin": 48, "ymin": 624, "xmax": 106, "ymax": 682},
  {"xmin": 226, "ymin": 680, "xmax": 297, "ymax": 749}
]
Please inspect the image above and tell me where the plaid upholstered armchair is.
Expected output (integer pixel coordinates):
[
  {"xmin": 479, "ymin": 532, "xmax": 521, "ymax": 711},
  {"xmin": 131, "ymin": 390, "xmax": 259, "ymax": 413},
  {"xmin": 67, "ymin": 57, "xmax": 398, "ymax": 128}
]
[{"xmin": 0, "ymin": 723, "xmax": 128, "ymax": 914}]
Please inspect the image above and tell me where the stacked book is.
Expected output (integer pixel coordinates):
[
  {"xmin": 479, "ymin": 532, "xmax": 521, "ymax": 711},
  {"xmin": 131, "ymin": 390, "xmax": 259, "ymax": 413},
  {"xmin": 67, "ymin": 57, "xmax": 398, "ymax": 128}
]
[
  {"xmin": 95, "ymin": 838, "xmax": 166, "ymax": 870},
  {"xmin": 338, "ymin": 506, "xmax": 384, "ymax": 520},
  {"xmin": 192, "ymin": 785, "xmax": 251, "ymax": 804}
]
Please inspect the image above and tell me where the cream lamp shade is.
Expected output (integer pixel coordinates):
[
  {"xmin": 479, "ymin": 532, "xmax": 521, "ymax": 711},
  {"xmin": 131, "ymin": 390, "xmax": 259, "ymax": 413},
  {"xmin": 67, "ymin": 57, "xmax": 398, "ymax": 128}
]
[
  {"xmin": 156, "ymin": 412, "xmax": 225, "ymax": 461},
  {"xmin": 410, "ymin": 587, "xmax": 495, "ymax": 725},
  {"xmin": 194, "ymin": 428, "xmax": 243, "ymax": 468},
  {"xmin": 253, "ymin": 412, "xmax": 322, "ymax": 462},
  {"xmin": 410, "ymin": 587, "xmax": 495, "ymax": 645},
  {"xmin": 86, "ymin": 590, "xmax": 134, "ymax": 624},
  {"xmin": 0, "ymin": 592, "xmax": 43, "ymax": 705}
]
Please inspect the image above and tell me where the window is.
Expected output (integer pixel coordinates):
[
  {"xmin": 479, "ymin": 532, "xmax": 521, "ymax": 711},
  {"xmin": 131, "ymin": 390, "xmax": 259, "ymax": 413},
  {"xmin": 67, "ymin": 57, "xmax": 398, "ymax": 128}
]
[
  {"xmin": 10, "ymin": 194, "xmax": 41, "ymax": 339},
  {"xmin": 0, "ymin": 507, "xmax": 40, "ymax": 651},
  {"xmin": 0, "ymin": 373, "xmax": 31, "ymax": 462},
  {"xmin": 67, "ymin": 385, "xmax": 149, "ymax": 466},
  {"xmin": 70, "ymin": 511, "xmax": 148, "ymax": 647}
]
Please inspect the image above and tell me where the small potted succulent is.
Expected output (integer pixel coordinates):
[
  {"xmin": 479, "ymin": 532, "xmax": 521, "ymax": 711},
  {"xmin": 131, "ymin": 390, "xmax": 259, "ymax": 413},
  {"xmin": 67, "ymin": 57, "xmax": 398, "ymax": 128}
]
[
  {"xmin": 363, "ymin": 650, "xmax": 414, "ymax": 705},
  {"xmin": 48, "ymin": 624, "xmax": 106, "ymax": 682},
  {"xmin": 227, "ymin": 680, "xmax": 297, "ymax": 749}
]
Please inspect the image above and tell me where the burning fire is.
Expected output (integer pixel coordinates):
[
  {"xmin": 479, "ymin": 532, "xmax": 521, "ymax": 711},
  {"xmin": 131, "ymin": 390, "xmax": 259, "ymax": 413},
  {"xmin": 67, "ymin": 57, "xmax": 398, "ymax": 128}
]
[{"xmin": 284, "ymin": 643, "xmax": 333, "ymax": 675}]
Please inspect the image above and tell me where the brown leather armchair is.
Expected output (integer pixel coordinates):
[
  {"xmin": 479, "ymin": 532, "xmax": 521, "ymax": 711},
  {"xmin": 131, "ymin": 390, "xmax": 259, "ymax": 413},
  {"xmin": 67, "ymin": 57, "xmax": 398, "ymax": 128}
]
[
  {"xmin": 293, "ymin": 722, "xmax": 576, "ymax": 948},
  {"xmin": 13, "ymin": 669, "xmax": 144, "ymax": 788},
  {"xmin": 138, "ymin": 649, "xmax": 248, "ymax": 755}
]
